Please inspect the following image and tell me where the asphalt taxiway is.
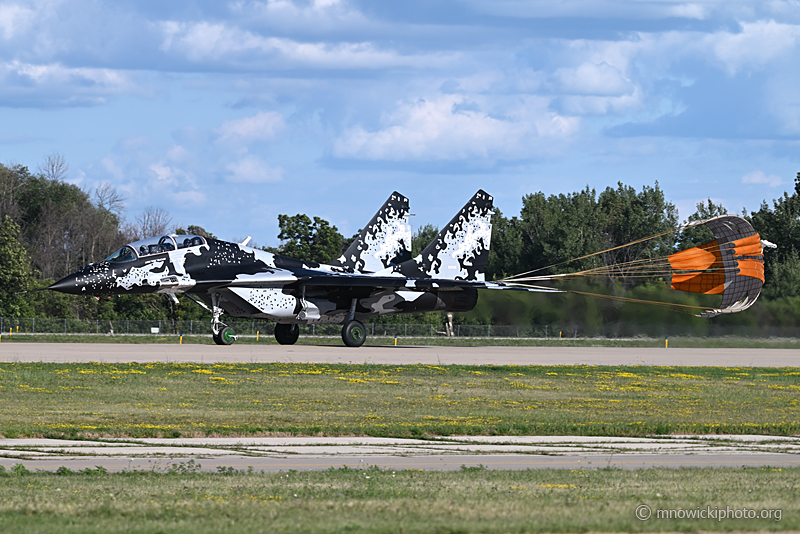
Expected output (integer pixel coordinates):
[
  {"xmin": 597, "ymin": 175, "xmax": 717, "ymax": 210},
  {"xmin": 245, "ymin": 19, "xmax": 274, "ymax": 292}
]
[{"xmin": 1, "ymin": 342, "xmax": 799, "ymax": 366}]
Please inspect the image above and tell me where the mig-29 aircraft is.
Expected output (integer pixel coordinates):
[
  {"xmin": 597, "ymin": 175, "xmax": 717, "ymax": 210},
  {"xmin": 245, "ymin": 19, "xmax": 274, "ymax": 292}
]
[{"xmin": 48, "ymin": 190, "xmax": 533, "ymax": 347}]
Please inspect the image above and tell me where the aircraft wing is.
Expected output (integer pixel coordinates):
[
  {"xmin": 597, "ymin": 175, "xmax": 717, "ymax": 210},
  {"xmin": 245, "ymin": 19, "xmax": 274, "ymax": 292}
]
[{"xmin": 197, "ymin": 268, "xmax": 562, "ymax": 293}]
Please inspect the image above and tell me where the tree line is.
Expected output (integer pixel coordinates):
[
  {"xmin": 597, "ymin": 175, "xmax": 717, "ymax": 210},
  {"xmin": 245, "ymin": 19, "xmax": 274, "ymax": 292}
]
[{"xmin": 1, "ymin": 156, "xmax": 799, "ymax": 334}]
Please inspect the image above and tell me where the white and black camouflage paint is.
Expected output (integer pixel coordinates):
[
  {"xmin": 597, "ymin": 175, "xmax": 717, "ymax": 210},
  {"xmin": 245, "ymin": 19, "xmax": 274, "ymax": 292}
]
[
  {"xmin": 49, "ymin": 190, "xmax": 493, "ymax": 327},
  {"xmin": 387, "ymin": 190, "xmax": 493, "ymax": 281},
  {"xmin": 328, "ymin": 191, "xmax": 412, "ymax": 273}
]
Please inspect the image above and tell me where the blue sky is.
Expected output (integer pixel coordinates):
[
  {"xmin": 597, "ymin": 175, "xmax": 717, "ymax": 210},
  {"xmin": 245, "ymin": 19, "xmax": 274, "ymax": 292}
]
[{"xmin": 1, "ymin": 0, "xmax": 798, "ymax": 247}]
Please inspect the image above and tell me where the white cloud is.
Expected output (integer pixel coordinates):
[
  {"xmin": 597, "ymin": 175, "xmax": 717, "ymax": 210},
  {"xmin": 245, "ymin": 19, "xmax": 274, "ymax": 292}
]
[
  {"xmin": 226, "ymin": 155, "xmax": 284, "ymax": 183},
  {"xmin": 741, "ymin": 169, "xmax": 784, "ymax": 187},
  {"xmin": 334, "ymin": 94, "xmax": 579, "ymax": 161},
  {"xmin": 558, "ymin": 86, "xmax": 644, "ymax": 115},
  {"xmin": 705, "ymin": 20, "xmax": 800, "ymax": 74},
  {"xmin": 463, "ymin": 0, "xmax": 713, "ymax": 19},
  {"xmin": 150, "ymin": 162, "xmax": 200, "ymax": 189},
  {"xmin": 0, "ymin": 3, "xmax": 34, "ymax": 39},
  {"xmin": 217, "ymin": 111, "xmax": 286, "ymax": 145},
  {"xmin": 157, "ymin": 21, "xmax": 456, "ymax": 69},
  {"xmin": 101, "ymin": 156, "xmax": 125, "ymax": 181},
  {"xmin": 166, "ymin": 144, "xmax": 191, "ymax": 162},
  {"xmin": 313, "ymin": 0, "xmax": 342, "ymax": 8},
  {"xmin": 553, "ymin": 62, "xmax": 634, "ymax": 96},
  {"xmin": 0, "ymin": 60, "xmax": 135, "ymax": 106},
  {"xmin": 2, "ymin": 60, "xmax": 127, "ymax": 86},
  {"xmin": 232, "ymin": 0, "xmax": 368, "ymax": 31}
]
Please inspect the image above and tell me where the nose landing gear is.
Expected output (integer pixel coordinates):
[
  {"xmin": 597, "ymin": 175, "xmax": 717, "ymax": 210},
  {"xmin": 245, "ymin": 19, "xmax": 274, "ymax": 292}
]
[
  {"xmin": 210, "ymin": 292, "xmax": 237, "ymax": 346},
  {"xmin": 213, "ymin": 325, "xmax": 237, "ymax": 346}
]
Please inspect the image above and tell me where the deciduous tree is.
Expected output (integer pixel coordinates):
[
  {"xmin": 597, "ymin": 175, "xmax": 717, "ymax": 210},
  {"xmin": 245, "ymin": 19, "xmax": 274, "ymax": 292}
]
[
  {"xmin": 276, "ymin": 214, "xmax": 343, "ymax": 263},
  {"xmin": 0, "ymin": 216, "xmax": 32, "ymax": 316}
]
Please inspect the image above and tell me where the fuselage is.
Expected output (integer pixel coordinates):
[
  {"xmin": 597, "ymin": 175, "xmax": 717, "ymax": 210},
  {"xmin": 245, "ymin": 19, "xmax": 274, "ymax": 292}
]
[{"xmin": 49, "ymin": 234, "xmax": 477, "ymax": 325}]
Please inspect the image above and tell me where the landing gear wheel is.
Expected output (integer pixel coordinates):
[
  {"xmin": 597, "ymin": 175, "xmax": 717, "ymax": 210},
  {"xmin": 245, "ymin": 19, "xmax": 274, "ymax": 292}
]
[
  {"xmin": 213, "ymin": 326, "xmax": 236, "ymax": 346},
  {"xmin": 274, "ymin": 323, "xmax": 300, "ymax": 345},
  {"xmin": 342, "ymin": 320, "xmax": 366, "ymax": 347}
]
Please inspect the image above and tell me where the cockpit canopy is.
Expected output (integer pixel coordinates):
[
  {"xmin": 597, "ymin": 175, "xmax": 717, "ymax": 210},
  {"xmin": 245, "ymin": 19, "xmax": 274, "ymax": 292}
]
[{"xmin": 103, "ymin": 235, "xmax": 207, "ymax": 263}]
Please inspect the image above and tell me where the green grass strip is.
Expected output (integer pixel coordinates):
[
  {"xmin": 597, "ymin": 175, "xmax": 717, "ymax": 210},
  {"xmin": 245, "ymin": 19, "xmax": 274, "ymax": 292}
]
[
  {"xmin": 0, "ymin": 465, "xmax": 797, "ymax": 533},
  {"xmin": 1, "ymin": 362, "xmax": 799, "ymax": 438}
]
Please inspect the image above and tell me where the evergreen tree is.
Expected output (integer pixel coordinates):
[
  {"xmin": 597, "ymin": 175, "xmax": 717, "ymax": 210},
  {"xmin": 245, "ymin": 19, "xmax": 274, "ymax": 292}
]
[
  {"xmin": 749, "ymin": 172, "xmax": 800, "ymax": 299},
  {"xmin": 411, "ymin": 224, "xmax": 439, "ymax": 257},
  {"xmin": 486, "ymin": 209, "xmax": 521, "ymax": 280},
  {"xmin": 175, "ymin": 225, "xmax": 217, "ymax": 240},
  {"xmin": 676, "ymin": 198, "xmax": 728, "ymax": 251}
]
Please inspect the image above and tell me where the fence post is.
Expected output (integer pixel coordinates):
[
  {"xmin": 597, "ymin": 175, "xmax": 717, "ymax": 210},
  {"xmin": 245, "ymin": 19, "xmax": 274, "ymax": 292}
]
[
  {"xmin": 127, "ymin": 320, "xmax": 129, "ymax": 334},
  {"xmin": 430, "ymin": 324, "xmax": 433, "ymax": 337},
  {"xmin": 312, "ymin": 324, "xmax": 315, "ymax": 335},
  {"xmin": 487, "ymin": 324, "xmax": 490, "ymax": 337},
  {"xmin": 516, "ymin": 326, "xmax": 519, "ymax": 337},
  {"xmin": 457, "ymin": 324, "xmax": 460, "ymax": 337},
  {"xmin": 32, "ymin": 318, "xmax": 35, "ymax": 333},
  {"xmin": 251, "ymin": 321, "xmax": 254, "ymax": 334},
  {"xmin": 190, "ymin": 320, "xmax": 193, "ymax": 334},
  {"xmin": 96, "ymin": 319, "xmax": 99, "ymax": 334},
  {"xmin": 64, "ymin": 318, "xmax": 67, "ymax": 334},
  {"xmin": 404, "ymin": 324, "xmax": 407, "ymax": 336},
  {"xmin": 372, "ymin": 323, "xmax": 374, "ymax": 336}
]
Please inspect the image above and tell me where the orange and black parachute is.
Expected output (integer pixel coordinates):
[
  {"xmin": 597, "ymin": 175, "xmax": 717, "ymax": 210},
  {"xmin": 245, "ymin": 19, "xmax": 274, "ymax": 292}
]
[
  {"xmin": 501, "ymin": 215, "xmax": 769, "ymax": 318},
  {"xmin": 667, "ymin": 216, "xmax": 764, "ymax": 317}
]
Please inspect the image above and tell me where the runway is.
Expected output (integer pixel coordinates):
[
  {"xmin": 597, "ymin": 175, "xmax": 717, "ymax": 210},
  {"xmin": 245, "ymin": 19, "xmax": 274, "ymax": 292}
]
[
  {"xmin": 2, "ymin": 435, "xmax": 799, "ymax": 473},
  {"xmin": 2, "ymin": 342, "xmax": 800, "ymax": 366}
]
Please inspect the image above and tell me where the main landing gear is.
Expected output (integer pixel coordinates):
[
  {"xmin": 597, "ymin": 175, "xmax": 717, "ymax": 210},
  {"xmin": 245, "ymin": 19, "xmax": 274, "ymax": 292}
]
[
  {"xmin": 342, "ymin": 320, "xmax": 366, "ymax": 347},
  {"xmin": 273, "ymin": 322, "xmax": 366, "ymax": 347},
  {"xmin": 274, "ymin": 323, "xmax": 300, "ymax": 345},
  {"xmin": 341, "ymin": 298, "xmax": 366, "ymax": 347}
]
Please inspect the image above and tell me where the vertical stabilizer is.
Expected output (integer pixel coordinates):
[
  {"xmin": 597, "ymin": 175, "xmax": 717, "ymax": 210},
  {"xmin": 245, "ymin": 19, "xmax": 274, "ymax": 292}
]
[
  {"xmin": 328, "ymin": 191, "xmax": 412, "ymax": 273},
  {"xmin": 394, "ymin": 190, "xmax": 493, "ymax": 281}
]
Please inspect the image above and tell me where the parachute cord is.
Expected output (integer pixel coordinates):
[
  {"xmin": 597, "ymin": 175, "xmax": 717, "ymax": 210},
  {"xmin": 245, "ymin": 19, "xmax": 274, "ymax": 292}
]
[
  {"xmin": 565, "ymin": 290, "xmax": 714, "ymax": 314},
  {"xmin": 502, "ymin": 230, "xmax": 756, "ymax": 283},
  {"xmin": 506, "ymin": 282, "xmax": 714, "ymax": 314},
  {"xmin": 501, "ymin": 227, "xmax": 679, "ymax": 281}
]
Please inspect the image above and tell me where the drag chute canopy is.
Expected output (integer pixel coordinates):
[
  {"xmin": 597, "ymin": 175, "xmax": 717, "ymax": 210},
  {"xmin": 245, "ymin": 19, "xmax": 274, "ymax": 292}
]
[
  {"xmin": 501, "ymin": 214, "xmax": 769, "ymax": 318},
  {"xmin": 668, "ymin": 216, "xmax": 764, "ymax": 317}
]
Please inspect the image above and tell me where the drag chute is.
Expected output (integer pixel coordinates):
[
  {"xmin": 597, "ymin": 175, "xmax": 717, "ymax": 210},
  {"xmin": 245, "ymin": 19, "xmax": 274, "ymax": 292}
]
[
  {"xmin": 502, "ymin": 215, "xmax": 769, "ymax": 318},
  {"xmin": 667, "ymin": 217, "xmax": 764, "ymax": 317}
]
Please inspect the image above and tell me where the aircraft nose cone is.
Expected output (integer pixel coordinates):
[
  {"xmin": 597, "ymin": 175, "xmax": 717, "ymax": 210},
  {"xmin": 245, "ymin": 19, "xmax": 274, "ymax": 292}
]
[
  {"xmin": 48, "ymin": 272, "xmax": 83, "ymax": 294},
  {"xmin": 48, "ymin": 263, "xmax": 114, "ymax": 295}
]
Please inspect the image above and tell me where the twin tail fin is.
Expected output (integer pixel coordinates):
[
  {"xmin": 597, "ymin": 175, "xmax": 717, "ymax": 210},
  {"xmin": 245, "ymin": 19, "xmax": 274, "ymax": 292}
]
[
  {"xmin": 391, "ymin": 190, "xmax": 493, "ymax": 281},
  {"xmin": 328, "ymin": 191, "xmax": 412, "ymax": 273}
]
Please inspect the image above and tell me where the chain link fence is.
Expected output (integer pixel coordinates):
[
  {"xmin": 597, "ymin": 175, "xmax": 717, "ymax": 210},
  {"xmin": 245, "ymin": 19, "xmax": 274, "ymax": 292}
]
[{"xmin": 0, "ymin": 317, "xmax": 796, "ymax": 339}]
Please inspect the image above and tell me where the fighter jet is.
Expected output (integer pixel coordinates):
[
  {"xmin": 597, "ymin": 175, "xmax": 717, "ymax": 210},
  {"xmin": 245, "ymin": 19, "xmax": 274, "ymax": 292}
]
[{"xmin": 48, "ymin": 190, "xmax": 552, "ymax": 346}]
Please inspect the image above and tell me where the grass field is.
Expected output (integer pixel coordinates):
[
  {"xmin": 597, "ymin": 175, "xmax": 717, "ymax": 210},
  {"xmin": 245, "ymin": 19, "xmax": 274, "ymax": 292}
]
[
  {"xmin": 4, "ymin": 332, "xmax": 800, "ymax": 348},
  {"xmin": 1, "ymin": 362, "xmax": 798, "ymax": 438},
  {"xmin": 0, "ymin": 465, "xmax": 796, "ymax": 533}
]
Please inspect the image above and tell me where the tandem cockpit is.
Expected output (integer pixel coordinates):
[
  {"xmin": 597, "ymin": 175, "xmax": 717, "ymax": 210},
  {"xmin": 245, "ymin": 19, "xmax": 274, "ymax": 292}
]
[{"xmin": 103, "ymin": 234, "xmax": 208, "ymax": 263}]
